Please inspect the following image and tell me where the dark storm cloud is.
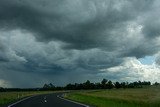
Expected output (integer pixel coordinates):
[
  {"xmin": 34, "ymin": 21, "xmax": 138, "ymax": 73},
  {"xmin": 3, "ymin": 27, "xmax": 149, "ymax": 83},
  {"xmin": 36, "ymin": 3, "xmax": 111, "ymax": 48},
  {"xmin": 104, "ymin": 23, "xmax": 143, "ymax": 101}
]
[
  {"xmin": 142, "ymin": 19, "xmax": 160, "ymax": 38},
  {"xmin": 0, "ymin": 44, "xmax": 8, "ymax": 62},
  {"xmin": 0, "ymin": 56, "xmax": 8, "ymax": 62},
  {"xmin": 0, "ymin": 47, "xmax": 9, "ymax": 62},
  {"xmin": 0, "ymin": 0, "xmax": 155, "ymax": 50},
  {"xmin": 1, "ymin": 0, "xmax": 160, "ymax": 87},
  {"xmin": 141, "ymin": 0, "xmax": 160, "ymax": 39},
  {"xmin": 0, "ymin": 0, "xmax": 54, "ymax": 39},
  {"xmin": 121, "ymin": 39, "xmax": 160, "ymax": 58}
]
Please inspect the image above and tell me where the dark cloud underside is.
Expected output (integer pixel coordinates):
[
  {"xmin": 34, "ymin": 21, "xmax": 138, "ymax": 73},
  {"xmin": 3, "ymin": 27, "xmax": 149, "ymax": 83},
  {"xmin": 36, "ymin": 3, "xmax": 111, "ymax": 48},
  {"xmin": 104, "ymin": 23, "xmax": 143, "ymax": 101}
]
[{"xmin": 0, "ymin": 0, "xmax": 160, "ymax": 87}]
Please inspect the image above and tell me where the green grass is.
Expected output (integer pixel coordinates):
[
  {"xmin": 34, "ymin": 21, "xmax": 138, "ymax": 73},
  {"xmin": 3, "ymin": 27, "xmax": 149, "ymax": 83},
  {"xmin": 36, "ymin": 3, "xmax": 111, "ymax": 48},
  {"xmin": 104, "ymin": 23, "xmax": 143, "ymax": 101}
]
[
  {"xmin": 65, "ymin": 86, "xmax": 160, "ymax": 107},
  {"xmin": 0, "ymin": 91, "xmax": 56, "ymax": 106}
]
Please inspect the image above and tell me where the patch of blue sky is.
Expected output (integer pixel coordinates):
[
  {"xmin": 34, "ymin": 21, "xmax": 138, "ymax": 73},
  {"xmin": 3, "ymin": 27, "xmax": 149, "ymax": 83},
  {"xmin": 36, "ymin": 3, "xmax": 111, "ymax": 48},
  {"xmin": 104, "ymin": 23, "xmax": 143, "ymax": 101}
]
[{"xmin": 139, "ymin": 56, "xmax": 155, "ymax": 65}]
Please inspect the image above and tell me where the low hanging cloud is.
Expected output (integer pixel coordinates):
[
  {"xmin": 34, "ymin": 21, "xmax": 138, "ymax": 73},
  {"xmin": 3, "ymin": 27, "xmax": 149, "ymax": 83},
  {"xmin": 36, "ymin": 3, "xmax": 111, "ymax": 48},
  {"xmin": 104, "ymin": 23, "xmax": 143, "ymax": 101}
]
[{"xmin": 0, "ymin": 0, "xmax": 160, "ymax": 87}]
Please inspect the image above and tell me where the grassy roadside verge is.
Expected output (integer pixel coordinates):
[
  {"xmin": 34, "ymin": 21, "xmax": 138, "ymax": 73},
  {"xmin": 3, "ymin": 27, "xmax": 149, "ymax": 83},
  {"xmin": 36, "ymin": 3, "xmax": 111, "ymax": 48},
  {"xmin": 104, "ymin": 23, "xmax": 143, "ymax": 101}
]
[
  {"xmin": 64, "ymin": 87, "xmax": 160, "ymax": 107},
  {"xmin": 0, "ymin": 91, "xmax": 58, "ymax": 106}
]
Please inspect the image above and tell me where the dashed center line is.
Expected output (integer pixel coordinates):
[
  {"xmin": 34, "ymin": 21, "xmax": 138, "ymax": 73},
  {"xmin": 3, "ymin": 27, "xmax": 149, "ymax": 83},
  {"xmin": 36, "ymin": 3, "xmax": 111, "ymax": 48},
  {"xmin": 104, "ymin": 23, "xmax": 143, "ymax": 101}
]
[
  {"xmin": 44, "ymin": 100, "xmax": 47, "ymax": 103},
  {"xmin": 43, "ymin": 96, "xmax": 47, "ymax": 103}
]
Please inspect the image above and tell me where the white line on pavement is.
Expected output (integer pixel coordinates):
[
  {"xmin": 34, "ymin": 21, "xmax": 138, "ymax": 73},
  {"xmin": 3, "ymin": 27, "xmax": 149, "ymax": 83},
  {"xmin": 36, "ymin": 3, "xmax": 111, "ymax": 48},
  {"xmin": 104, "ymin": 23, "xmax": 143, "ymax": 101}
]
[
  {"xmin": 57, "ymin": 95, "xmax": 89, "ymax": 107},
  {"xmin": 8, "ymin": 96, "xmax": 34, "ymax": 107}
]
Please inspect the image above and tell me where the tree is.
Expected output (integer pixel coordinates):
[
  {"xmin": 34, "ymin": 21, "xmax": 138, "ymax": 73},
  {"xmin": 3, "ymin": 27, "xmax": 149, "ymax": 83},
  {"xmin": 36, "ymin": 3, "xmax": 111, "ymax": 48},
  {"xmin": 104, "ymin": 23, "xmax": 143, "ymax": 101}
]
[
  {"xmin": 154, "ymin": 82, "xmax": 159, "ymax": 86},
  {"xmin": 43, "ymin": 83, "xmax": 55, "ymax": 90},
  {"xmin": 65, "ymin": 84, "xmax": 75, "ymax": 90},
  {"xmin": 43, "ymin": 84, "xmax": 50, "ymax": 89},
  {"xmin": 95, "ymin": 82, "xmax": 101, "ymax": 89},
  {"xmin": 115, "ymin": 82, "xmax": 121, "ymax": 89},
  {"xmin": 84, "ymin": 80, "xmax": 91, "ymax": 89},
  {"xmin": 101, "ymin": 79, "xmax": 108, "ymax": 89},
  {"xmin": 108, "ymin": 80, "xmax": 114, "ymax": 89},
  {"xmin": 0, "ymin": 87, "xmax": 5, "ymax": 92},
  {"xmin": 48, "ymin": 83, "xmax": 55, "ymax": 88}
]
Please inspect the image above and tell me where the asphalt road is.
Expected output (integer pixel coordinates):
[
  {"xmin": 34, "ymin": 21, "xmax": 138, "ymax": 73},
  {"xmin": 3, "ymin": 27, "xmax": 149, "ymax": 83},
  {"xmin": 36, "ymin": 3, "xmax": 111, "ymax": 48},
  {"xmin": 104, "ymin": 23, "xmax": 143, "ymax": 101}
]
[{"xmin": 6, "ymin": 93, "xmax": 88, "ymax": 107}]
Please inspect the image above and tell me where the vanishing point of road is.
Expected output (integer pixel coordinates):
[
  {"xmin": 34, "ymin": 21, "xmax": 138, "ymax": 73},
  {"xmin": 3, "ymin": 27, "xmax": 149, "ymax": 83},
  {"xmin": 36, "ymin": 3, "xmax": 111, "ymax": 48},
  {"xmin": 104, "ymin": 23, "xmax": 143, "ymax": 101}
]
[{"xmin": 6, "ymin": 93, "xmax": 89, "ymax": 107}]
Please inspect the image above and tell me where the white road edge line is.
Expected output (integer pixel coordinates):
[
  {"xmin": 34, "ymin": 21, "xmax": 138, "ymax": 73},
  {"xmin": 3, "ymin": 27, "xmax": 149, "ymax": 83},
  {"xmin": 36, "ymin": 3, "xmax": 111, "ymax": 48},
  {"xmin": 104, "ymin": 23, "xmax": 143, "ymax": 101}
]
[
  {"xmin": 8, "ymin": 96, "xmax": 34, "ymax": 107},
  {"xmin": 57, "ymin": 95, "xmax": 89, "ymax": 107}
]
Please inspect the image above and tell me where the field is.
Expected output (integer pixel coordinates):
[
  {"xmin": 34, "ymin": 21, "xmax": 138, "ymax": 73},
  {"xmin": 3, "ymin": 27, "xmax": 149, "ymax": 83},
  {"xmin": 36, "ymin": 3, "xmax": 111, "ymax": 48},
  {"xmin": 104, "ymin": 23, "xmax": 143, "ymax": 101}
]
[
  {"xmin": 65, "ymin": 86, "xmax": 160, "ymax": 107},
  {"xmin": 0, "ymin": 91, "xmax": 55, "ymax": 106}
]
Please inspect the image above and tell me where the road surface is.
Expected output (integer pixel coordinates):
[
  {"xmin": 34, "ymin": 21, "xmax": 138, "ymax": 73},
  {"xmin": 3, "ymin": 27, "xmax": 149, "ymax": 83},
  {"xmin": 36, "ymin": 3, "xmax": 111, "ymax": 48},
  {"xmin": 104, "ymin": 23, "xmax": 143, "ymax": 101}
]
[{"xmin": 6, "ymin": 93, "xmax": 89, "ymax": 107}]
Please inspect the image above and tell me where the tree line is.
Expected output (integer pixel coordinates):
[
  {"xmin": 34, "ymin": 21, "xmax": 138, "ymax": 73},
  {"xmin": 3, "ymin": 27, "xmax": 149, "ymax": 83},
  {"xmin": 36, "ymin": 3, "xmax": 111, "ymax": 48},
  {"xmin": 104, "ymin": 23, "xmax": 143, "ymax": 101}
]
[
  {"xmin": 0, "ymin": 79, "xmax": 159, "ymax": 92},
  {"xmin": 42, "ymin": 79, "xmax": 153, "ymax": 90}
]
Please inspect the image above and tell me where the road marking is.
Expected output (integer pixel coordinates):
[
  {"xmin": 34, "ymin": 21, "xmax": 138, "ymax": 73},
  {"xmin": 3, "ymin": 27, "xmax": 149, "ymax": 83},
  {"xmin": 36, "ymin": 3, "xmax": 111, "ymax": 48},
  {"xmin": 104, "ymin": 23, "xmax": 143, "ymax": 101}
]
[
  {"xmin": 57, "ymin": 95, "xmax": 89, "ymax": 107},
  {"xmin": 44, "ymin": 96, "xmax": 46, "ymax": 99},
  {"xmin": 8, "ymin": 96, "xmax": 34, "ymax": 107},
  {"xmin": 44, "ymin": 100, "xmax": 47, "ymax": 103}
]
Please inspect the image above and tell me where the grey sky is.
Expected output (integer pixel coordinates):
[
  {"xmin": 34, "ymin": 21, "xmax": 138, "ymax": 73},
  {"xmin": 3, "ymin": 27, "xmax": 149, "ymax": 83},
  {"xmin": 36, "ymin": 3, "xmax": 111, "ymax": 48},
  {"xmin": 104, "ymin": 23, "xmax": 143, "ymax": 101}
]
[{"xmin": 0, "ymin": 0, "xmax": 160, "ymax": 88}]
